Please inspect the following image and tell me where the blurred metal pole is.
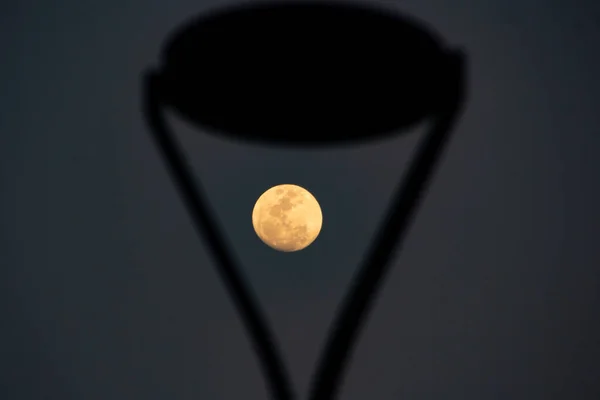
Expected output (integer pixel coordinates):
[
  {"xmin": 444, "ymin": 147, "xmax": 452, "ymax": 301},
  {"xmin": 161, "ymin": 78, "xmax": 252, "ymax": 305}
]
[{"xmin": 142, "ymin": 5, "xmax": 467, "ymax": 400}]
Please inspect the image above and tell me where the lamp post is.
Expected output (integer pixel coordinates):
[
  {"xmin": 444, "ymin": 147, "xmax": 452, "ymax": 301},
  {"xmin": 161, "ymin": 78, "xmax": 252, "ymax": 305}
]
[{"xmin": 142, "ymin": 2, "xmax": 467, "ymax": 399}]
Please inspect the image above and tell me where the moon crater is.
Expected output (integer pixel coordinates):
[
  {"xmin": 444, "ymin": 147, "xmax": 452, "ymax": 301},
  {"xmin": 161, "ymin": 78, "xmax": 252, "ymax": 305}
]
[{"xmin": 252, "ymin": 184, "xmax": 322, "ymax": 252}]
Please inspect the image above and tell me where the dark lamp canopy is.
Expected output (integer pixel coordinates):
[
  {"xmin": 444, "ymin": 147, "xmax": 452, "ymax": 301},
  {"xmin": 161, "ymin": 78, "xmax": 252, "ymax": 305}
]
[{"xmin": 150, "ymin": 1, "xmax": 461, "ymax": 146}]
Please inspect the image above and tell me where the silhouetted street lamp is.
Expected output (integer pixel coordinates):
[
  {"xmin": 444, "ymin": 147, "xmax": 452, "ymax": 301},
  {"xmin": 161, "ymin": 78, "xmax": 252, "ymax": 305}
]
[{"xmin": 142, "ymin": 2, "xmax": 467, "ymax": 399}]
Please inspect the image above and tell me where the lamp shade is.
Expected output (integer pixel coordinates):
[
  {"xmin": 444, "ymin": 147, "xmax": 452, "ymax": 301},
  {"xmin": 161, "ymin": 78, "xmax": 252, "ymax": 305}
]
[{"xmin": 151, "ymin": 1, "xmax": 459, "ymax": 146}]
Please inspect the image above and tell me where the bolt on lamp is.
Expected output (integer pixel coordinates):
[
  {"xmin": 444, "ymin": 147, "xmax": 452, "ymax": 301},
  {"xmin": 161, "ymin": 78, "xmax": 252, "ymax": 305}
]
[{"xmin": 142, "ymin": 2, "xmax": 467, "ymax": 400}]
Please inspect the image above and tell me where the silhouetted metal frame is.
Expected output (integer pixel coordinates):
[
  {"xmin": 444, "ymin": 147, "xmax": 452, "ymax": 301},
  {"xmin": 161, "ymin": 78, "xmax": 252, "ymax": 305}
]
[{"xmin": 142, "ymin": 51, "xmax": 466, "ymax": 400}]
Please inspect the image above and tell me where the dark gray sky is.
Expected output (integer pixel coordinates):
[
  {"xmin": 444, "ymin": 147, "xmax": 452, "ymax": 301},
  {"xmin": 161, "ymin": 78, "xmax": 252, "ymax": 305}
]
[{"xmin": 2, "ymin": 0, "xmax": 600, "ymax": 399}]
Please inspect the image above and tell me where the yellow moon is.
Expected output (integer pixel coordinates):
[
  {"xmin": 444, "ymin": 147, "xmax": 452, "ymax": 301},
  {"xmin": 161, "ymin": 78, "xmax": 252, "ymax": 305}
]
[{"xmin": 252, "ymin": 184, "xmax": 323, "ymax": 252}]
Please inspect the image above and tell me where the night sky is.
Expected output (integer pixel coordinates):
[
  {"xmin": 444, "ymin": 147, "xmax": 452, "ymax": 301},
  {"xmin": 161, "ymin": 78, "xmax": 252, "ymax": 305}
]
[{"xmin": 2, "ymin": 0, "xmax": 600, "ymax": 399}]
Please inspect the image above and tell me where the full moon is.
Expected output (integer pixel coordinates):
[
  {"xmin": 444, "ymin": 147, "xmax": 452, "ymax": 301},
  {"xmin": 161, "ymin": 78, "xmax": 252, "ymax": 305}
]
[{"xmin": 252, "ymin": 184, "xmax": 323, "ymax": 252}]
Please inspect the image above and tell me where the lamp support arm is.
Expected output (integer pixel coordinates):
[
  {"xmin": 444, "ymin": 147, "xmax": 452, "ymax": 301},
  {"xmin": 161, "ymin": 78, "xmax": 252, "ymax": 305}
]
[{"xmin": 143, "ymin": 72, "xmax": 296, "ymax": 400}]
